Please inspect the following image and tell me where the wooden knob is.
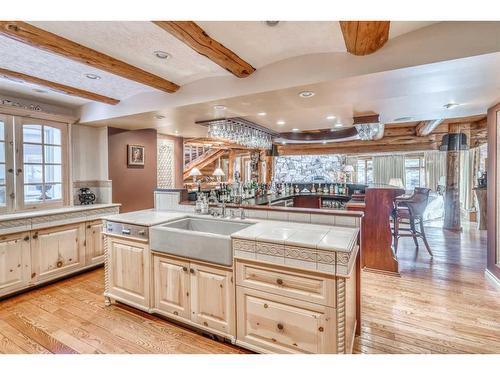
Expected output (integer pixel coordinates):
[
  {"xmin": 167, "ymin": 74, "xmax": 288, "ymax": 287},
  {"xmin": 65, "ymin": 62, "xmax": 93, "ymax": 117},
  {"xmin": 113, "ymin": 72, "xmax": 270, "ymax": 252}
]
[
  {"xmin": 190, "ymin": 268, "xmax": 195, "ymax": 274},
  {"xmin": 276, "ymin": 278, "xmax": 283, "ymax": 285},
  {"xmin": 182, "ymin": 266, "xmax": 188, "ymax": 272},
  {"xmin": 263, "ymin": 303, "xmax": 268, "ymax": 309},
  {"xmin": 173, "ymin": 311, "xmax": 178, "ymax": 316},
  {"xmin": 277, "ymin": 323, "xmax": 284, "ymax": 330},
  {"xmin": 203, "ymin": 322, "xmax": 208, "ymax": 327},
  {"xmin": 318, "ymin": 327, "xmax": 324, "ymax": 332},
  {"xmin": 56, "ymin": 261, "xmax": 63, "ymax": 268}
]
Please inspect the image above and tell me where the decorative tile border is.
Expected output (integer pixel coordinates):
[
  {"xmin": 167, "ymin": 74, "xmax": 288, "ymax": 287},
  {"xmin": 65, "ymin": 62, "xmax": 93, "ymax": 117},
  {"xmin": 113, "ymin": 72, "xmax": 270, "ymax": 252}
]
[{"xmin": 233, "ymin": 239, "xmax": 356, "ymax": 276}]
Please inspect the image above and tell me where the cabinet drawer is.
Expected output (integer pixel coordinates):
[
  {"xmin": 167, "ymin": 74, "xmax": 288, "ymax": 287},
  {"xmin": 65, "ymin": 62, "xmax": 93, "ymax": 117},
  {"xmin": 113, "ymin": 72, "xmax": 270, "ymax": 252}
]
[
  {"xmin": 236, "ymin": 287, "xmax": 336, "ymax": 354},
  {"xmin": 235, "ymin": 259, "xmax": 335, "ymax": 307}
]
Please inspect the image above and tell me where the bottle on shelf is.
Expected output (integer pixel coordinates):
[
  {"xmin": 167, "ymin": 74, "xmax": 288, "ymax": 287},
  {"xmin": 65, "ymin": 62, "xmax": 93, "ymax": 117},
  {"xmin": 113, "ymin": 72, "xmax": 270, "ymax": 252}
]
[
  {"xmin": 311, "ymin": 183, "xmax": 316, "ymax": 193},
  {"xmin": 295, "ymin": 184, "xmax": 300, "ymax": 194},
  {"xmin": 329, "ymin": 184, "xmax": 334, "ymax": 194}
]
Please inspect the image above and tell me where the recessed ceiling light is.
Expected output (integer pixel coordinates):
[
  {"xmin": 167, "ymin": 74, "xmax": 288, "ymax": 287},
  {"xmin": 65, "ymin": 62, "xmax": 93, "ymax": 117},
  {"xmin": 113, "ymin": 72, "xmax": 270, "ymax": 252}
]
[
  {"xmin": 326, "ymin": 115, "xmax": 336, "ymax": 120},
  {"xmin": 257, "ymin": 112, "xmax": 267, "ymax": 116},
  {"xmin": 33, "ymin": 88, "xmax": 47, "ymax": 94},
  {"xmin": 443, "ymin": 102, "xmax": 460, "ymax": 109},
  {"xmin": 154, "ymin": 115, "xmax": 165, "ymax": 120},
  {"xmin": 291, "ymin": 128, "xmax": 300, "ymax": 132},
  {"xmin": 154, "ymin": 50, "xmax": 171, "ymax": 60},
  {"xmin": 334, "ymin": 123, "xmax": 343, "ymax": 128},
  {"xmin": 281, "ymin": 141, "xmax": 287, "ymax": 145},
  {"xmin": 394, "ymin": 116, "xmax": 413, "ymax": 122},
  {"xmin": 298, "ymin": 91, "xmax": 315, "ymax": 98},
  {"xmin": 85, "ymin": 73, "xmax": 101, "ymax": 80},
  {"xmin": 213, "ymin": 104, "xmax": 226, "ymax": 110},
  {"xmin": 322, "ymin": 141, "xmax": 327, "ymax": 144},
  {"xmin": 174, "ymin": 130, "xmax": 179, "ymax": 134},
  {"xmin": 265, "ymin": 21, "xmax": 280, "ymax": 27},
  {"xmin": 276, "ymin": 120, "xmax": 286, "ymax": 125}
]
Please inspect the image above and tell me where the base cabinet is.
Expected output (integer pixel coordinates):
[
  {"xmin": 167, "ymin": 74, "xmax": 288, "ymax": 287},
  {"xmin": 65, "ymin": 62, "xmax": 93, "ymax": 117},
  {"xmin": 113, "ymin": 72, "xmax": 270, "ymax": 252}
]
[
  {"xmin": 31, "ymin": 223, "xmax": 86, "ymax": 284},
  {"xmin": 107, "ymin": 236, "xmax": 150, "ymax": 309},
  {"xmin": 236, "ymin": 286, "xmax": 336, "ymax": 354},
  {"xmin": 86, "ymin": 220, "xmax": 104, "ymax": 265},
  {"xmin": 152, "ymin": 253, "xmax": 235, "ymax": 339},
  {"xmin": 0, "ymin": 232, "xmax": 31, "ymax": 296}
]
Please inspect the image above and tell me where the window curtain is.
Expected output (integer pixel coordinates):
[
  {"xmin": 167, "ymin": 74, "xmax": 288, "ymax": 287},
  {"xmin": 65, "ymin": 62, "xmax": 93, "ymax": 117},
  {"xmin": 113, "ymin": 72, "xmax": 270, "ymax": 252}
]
[
  {"xmin": 460, "ymin": 148, "xmax": 479, "ymax": 211},
  {"xmin": 424, "ymin": 151, "xmax": 447, "ymax": 191},
  {"xmin": 373, "ymin": 155, "xmax": 405, "ymax": 185}
]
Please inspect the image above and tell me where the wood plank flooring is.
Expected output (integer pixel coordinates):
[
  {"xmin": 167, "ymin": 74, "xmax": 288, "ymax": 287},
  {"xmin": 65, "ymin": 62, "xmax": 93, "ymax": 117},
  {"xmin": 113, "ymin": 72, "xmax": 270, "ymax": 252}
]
[{"xmin": 0, "ymin": 224, "xmax": 498, "ymax": 354}]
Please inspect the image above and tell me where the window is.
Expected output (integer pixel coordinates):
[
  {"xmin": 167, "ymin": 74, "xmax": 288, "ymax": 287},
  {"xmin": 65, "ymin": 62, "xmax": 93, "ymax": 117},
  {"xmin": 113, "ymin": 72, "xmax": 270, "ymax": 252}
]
[
  {"xmin": 404, "ymin": 156, "xmax": 425, "ymax": 190},
  {"xmin": 16, "ymin": 119, "xmax": 67, "ymax": 210},
  {"xmin": 0, "ymin": 115, "xmax": 68, "ymax": 212},
  {"xmin": 356, "ymin": 158, "xmax": 373, "ymax": 184}
]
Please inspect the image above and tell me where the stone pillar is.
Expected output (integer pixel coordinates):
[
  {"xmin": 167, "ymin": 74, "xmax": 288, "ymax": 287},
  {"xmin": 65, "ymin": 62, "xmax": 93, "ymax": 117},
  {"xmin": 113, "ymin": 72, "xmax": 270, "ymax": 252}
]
[{"xmin": 443, "ymin": 124, "xmax": 462, "ymax": 231}]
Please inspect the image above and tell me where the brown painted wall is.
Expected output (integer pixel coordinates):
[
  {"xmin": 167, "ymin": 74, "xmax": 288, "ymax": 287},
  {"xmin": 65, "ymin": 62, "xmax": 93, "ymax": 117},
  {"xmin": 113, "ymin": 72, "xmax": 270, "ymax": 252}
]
[
  {"xmin": 108, "ymin": 127, "xmax": 157, "ymax": 213},
  {"xmin": 158, "ymin": 134, "xmax": 184, "ymax": 188},
  {"xmin": 487, "ymin": 103, "xmax": 500, "ymax": 280}
]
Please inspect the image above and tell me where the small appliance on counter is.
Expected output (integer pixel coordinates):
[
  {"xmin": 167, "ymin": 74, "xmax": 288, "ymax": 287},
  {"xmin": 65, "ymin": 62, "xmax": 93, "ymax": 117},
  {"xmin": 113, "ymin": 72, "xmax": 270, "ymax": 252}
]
[
  {"xmin": 477, "ymin": 171, "xmax": 487, "ymax": 188},
  {"xmin": 78, "ymin": 187, "xmax": 96, "ymax": 205}
]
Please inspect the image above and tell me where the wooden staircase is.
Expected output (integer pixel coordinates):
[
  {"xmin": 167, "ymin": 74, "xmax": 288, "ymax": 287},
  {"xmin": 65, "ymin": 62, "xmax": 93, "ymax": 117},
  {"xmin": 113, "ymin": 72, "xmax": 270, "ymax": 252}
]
[{"xmin": 183, "ymin": 148, "xmax": 227, "ymax": 181}]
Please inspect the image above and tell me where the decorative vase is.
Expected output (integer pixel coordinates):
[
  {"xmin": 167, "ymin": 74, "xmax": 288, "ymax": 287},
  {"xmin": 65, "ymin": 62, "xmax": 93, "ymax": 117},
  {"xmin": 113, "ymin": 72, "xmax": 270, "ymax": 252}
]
[{"xmin": 78, "ymin": 188, "xmax": 96, "ymax": 205}]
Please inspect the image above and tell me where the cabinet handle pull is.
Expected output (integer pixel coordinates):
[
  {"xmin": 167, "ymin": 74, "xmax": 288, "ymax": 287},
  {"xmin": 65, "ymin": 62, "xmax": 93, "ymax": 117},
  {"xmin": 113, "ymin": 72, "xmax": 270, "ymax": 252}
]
[
  {"xmin": 32, "ymin": 233, "xmax": 38, "ymax": 240},
  {"xmin": 277, "ymin": 323, "xmax": 284, "ymax": 330},
  {"xmin": 276, "ymin": 278, "xmax": 283, "ymax": 285},
  {"xmin": 173, "ymin": 311, "xmax": 178, "ymax": 316},
  {"xmin": 263, "ymin": 303, "xmax": 268, "ymax": 309},
  {"xmin": 182, "ymin": 266, "xmax": 188, "ymax": 272},
  {"xmin": 23, "ymin": 235, "xmax": 30, "ymax": 241},
  {"xmin": 56, "ymin": 261, "xmax": 63, "ymax": 268},
  {"xmin": 190, "ymin": 268, "xmax": 195, "ymax": 274},
  {"xmin": 318, "ymin": 327, "xmax": 324, "ymax": 332}
]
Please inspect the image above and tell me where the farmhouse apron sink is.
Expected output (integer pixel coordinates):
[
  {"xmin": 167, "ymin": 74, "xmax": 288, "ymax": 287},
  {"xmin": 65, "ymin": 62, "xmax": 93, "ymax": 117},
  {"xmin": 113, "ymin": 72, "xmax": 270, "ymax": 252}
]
[{"xmin": 150, "ymin": 217, "xmax": 254, "ymax": 266}]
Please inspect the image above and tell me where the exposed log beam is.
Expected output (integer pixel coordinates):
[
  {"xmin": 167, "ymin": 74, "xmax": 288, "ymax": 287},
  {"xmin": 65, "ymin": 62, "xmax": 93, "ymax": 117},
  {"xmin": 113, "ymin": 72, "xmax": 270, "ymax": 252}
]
[
  {"xmin": 339, "ymin": 21, "xmax": 390, "ymax": 56},
  {"xmin": 0, "ymin": 67, "xmax": 119, "ymax": 105},
  {"xmin": 415, "ymin": 119, "xmax": 444, "ymax": 136},
  {"xmin": 0, "ymin": 21, "xmax": 179, "ymax": 93},
  {"xmin": 153, "ymin": 21, "xmax": 256, "ymax": 78}
]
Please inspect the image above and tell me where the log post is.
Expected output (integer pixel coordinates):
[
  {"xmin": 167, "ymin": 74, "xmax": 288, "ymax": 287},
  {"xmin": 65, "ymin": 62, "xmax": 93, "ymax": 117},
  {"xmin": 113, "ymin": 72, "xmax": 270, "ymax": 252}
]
[
  {"xmin": 443, "ymin": 124, "xmax": 462, "ymax": 231},
  {"xmin": 227, "ymin": 150, "xmax": 235, "ymax": 183}
]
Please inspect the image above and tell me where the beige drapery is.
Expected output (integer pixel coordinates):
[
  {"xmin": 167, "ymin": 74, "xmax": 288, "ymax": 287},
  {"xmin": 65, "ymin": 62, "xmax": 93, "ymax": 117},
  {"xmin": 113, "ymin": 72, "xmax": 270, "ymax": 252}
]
[
  {"xmin": 373, "ymin": 155, "xmax": 405, "ymax": 185},
  {"xmin": 460, "ymin": 147, "xmax": 480, "ymax": 211},
  {"xmin": 424, "ymin": 151, "xmax": 447, "ymax": 191}
]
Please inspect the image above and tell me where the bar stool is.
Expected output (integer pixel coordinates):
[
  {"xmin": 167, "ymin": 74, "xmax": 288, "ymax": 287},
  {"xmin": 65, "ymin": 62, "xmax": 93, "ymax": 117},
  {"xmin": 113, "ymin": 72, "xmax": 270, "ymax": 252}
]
[{"xmin": 392, "ymin": 187, "xmax": 433, "ymax": 257}]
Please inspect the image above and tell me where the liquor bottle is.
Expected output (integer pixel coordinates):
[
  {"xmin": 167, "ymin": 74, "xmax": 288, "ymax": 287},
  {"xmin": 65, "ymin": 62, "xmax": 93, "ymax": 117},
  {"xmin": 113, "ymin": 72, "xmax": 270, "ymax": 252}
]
[
  {"xmin": 311, "ymin": 183, "xmax": 316, "ymax": 193},
  {"xmin": 329, "ymin": 184, "xmax": 334, "ymax": 194},
  {"xmin": 295, "ymin": 184, "xmax": 300, "ymax": 194}
]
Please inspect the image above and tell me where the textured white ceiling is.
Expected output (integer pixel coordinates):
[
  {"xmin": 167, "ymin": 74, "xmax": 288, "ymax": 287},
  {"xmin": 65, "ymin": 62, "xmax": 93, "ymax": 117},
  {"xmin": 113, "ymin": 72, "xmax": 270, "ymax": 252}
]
[
  {"xmin": 29, "ymin": 21, "xmax": 231, "ymax": 85},
  {"xmin": 197, "ymin": 21, "xmax": 437, "ymax": 68},
  {"xmin": 0, "ymin": 35, "xmax": 154, "ymax": 101}
]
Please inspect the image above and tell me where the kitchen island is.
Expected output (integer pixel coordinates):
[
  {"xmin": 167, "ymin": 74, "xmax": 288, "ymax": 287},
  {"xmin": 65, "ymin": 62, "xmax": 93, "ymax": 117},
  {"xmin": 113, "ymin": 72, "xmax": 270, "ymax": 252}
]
[{"xmin": 103, "ymin": 208, "xmax": 360, "ymax": 354}]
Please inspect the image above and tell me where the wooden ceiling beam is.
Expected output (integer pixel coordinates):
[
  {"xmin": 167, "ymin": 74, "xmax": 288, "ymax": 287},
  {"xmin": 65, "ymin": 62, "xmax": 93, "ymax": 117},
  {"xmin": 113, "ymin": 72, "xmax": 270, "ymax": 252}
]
[
  {"xmin": 0, "ymin": 21, "xmax": 180, "ymax": 93},
  {"xmin": 0, "ymin": 67, "xmax": 119, "ymax": 105},
  {"xmin": 153, "ymin": 21, "xmax": 255, "ymax": 78},
  {"xmin": 339, "ymin": 21, "xmax": 390, "ymax": 56},
  {"xmin": 415, "ymin": 119, "xmax": 444, "ymax": 136}
]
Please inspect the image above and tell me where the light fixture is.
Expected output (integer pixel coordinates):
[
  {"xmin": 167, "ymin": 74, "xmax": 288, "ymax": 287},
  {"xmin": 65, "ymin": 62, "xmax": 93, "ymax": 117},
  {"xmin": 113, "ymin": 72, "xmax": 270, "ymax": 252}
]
[
  {"xmin": 394, "ymin": 116, "xmax": 413, "ymax": 122},
  {"xmin": 281, "ymin": 141, "xmax": 287, "ymax": 145},
  {"xmin": 443, "ymin": 102, "xmax": 460, "ymax": 109},
  {"xmin": 85, "ymin": 73, "xmax": 101, "ymax": 80},
  {"xmin": 189, "ymin": 167, "xmax": 202, "ymax": 185},
  {"xmin": 174, "ymin": 130, "xmax": 179, "ymax": 134},
  {"xmin": 154, "ymin": 114, "xmax": 165, "ymax": 120},
  {"xmin": 291, "ymin": 128, "xmax": 300, "ymax": 132},
  {"xmin": 388, "ymin": 178, "xmax": 404, "ymax": 189},
  {"xmin": 322, "ymin": 140, "xmax": 327, "ymax": 144},
  {"xmin": 154, "ymin": 50, "xmax": 171, "ymax": 59},
  {"xmin": 213, "ymin": 104, "xmax": 226, "ymax": 110},
  {"xmin": 334, "ymin": 123, "xmax": 343, "ymax": 128},
  {"xmin": 276, "ymin": 120, "xmax": 286, "ymax": 125},
  {"xmin": 298, "ymin": 91, "xmax": 315, "ymax": 98},
  {"xmin": 265, "ymin": 21, "xmax": 280, "ymax": 27},
  {"xmin": 326, "ymin": 115, "xmax": 336, "ymax": 120},
  {"xmin": 257, "ymin": 112, "xmax": 267, "ymax": 116},
  {"xmin": 205, "ymin": 117, "xmax": 274, "ymax": 149},
  {"xmin": 213, "ymin": 158, "xmax": 225, "ymax": 182}
]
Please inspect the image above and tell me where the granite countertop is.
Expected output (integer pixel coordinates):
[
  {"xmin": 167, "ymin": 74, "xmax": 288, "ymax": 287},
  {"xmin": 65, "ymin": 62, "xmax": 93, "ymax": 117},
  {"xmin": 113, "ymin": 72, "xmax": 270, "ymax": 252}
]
[{"xmin": 0, "ymin": 203, "xmax": 121, "ymax": 222}]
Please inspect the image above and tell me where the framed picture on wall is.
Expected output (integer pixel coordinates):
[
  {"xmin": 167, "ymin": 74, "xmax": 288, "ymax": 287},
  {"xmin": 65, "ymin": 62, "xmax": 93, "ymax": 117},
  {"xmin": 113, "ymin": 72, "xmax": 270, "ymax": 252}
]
[{"xmin": 127, "ymin": 144, "xmax": 145, "ymax": 166}]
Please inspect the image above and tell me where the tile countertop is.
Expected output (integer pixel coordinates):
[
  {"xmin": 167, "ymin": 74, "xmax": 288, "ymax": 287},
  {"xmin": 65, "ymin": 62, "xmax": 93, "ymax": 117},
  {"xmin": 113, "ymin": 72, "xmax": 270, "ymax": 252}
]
[
  {"xmin": 0, "ymin": 203, "xmax": 121, "ymax": 223},
  {"xmin": 104, "ymin": 209, "xmax": 359, "ymax": 254},
  {"xmin": 231, "ymin": 220, "xmax": 358, "ymax": 253}
]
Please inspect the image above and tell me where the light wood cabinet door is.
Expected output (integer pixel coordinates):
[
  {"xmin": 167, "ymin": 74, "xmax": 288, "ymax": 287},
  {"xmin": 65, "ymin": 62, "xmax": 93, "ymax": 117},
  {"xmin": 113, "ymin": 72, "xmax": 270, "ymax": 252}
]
[
  {"xmin": 85, "ymin": 220, "xmax": 104, "ymax": 265},
  {"xmin": 107, "ymin": 237, "xmax": 150, "ymax": 308},
  {"xmin": 236, "ymin": 287, "xmax": 336, "ymax": 354},
  {"xmin": 153, "ymin": 255, "xmax": 190, "ymax": 319},
  {"xmin": 31, "ymin": 223, "xmax": 86, "ymax": 284},
  {"xmin": 0, "ymin": 232, "xmax": 31, "ymax": 297},
  {"xmin": 190, "ymin": 262, "xmax": 235, "ymax": 336}
]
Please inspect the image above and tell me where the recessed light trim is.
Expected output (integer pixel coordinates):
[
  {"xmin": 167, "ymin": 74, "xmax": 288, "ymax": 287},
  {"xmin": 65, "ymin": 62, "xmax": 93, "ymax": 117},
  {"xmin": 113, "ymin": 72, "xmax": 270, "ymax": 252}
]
[
  {"xmin": 154, "ymin": 50, "xmax": 171, "ymax": 60},
  {"xmin": 281, "ymin": 141, "xmax": 287, "ymax": 145},
  {"xmin": 257, "ymin": 112, "xmax": 267, "ymax": 116},
  {"xmin": 298, "ymin": 91, "xmax": 315, "ymax": 98},
  {"xmin": 85, "ymin": 73, "xmax": 101, "ymax": 80},
  {"xmin": 213, "ymin": 104, "xmax": 226, "ymax": 110},
  {"xmin": 291, "ymin": 128, "xmax": 300, "ymax": 132},
  {"xmin": 276, "ymin": 120, "xmax": 286, "ymax": 125},
  {"xmin": 322, "ymin": 141, "xmax": 327, "ymax": 144},
  {"xmin": 326, "ymin": 115, "xmax": 336, "ymax": 120},
  {"xmin": 334, "ymin": 123, "xmax": 343, "ymax": 128}
]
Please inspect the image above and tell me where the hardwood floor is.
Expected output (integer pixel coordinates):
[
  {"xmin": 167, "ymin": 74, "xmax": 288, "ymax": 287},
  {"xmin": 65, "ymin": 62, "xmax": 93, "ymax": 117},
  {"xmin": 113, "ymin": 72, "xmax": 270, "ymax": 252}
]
[{"xmin": 0, "ymin": 224, "xmax": 498, "ymax": 354}]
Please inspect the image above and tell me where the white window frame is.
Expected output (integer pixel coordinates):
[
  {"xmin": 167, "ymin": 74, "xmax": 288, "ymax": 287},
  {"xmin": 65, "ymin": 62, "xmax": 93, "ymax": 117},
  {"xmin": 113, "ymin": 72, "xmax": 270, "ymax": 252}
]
[
  {"xmin": 14, "ymin": 117, "xmax": 69, "ymax": 211},
  {"xmin": 0, "ymin": 114, "xmax": 15, "ymax": 213}
]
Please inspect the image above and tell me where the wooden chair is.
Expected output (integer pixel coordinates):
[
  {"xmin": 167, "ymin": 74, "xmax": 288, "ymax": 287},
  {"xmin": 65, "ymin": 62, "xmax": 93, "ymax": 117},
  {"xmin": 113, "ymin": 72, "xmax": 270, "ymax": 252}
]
[{"xmin": 392, "ymin": 187, "xmax": 433, "ymax": 256}]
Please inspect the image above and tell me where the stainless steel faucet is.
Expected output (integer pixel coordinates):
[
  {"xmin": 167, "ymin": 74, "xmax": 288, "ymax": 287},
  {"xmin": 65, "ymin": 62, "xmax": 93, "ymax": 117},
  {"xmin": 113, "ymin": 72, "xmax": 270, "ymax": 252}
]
[
  {"xmin": 238, "ymin": 207, "xmax": 245, "ymax": 220},
  {"xmin": 218, "ymin": 200, "xmax": 227, "ymax": 217}
]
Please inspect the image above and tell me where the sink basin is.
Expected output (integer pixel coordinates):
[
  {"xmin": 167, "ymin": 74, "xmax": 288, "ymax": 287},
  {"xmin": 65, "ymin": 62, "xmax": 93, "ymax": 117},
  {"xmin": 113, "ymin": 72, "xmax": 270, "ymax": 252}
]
[{"xmin": 150, "ymin": 217, "xmax": 254, "ymax": 266}]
